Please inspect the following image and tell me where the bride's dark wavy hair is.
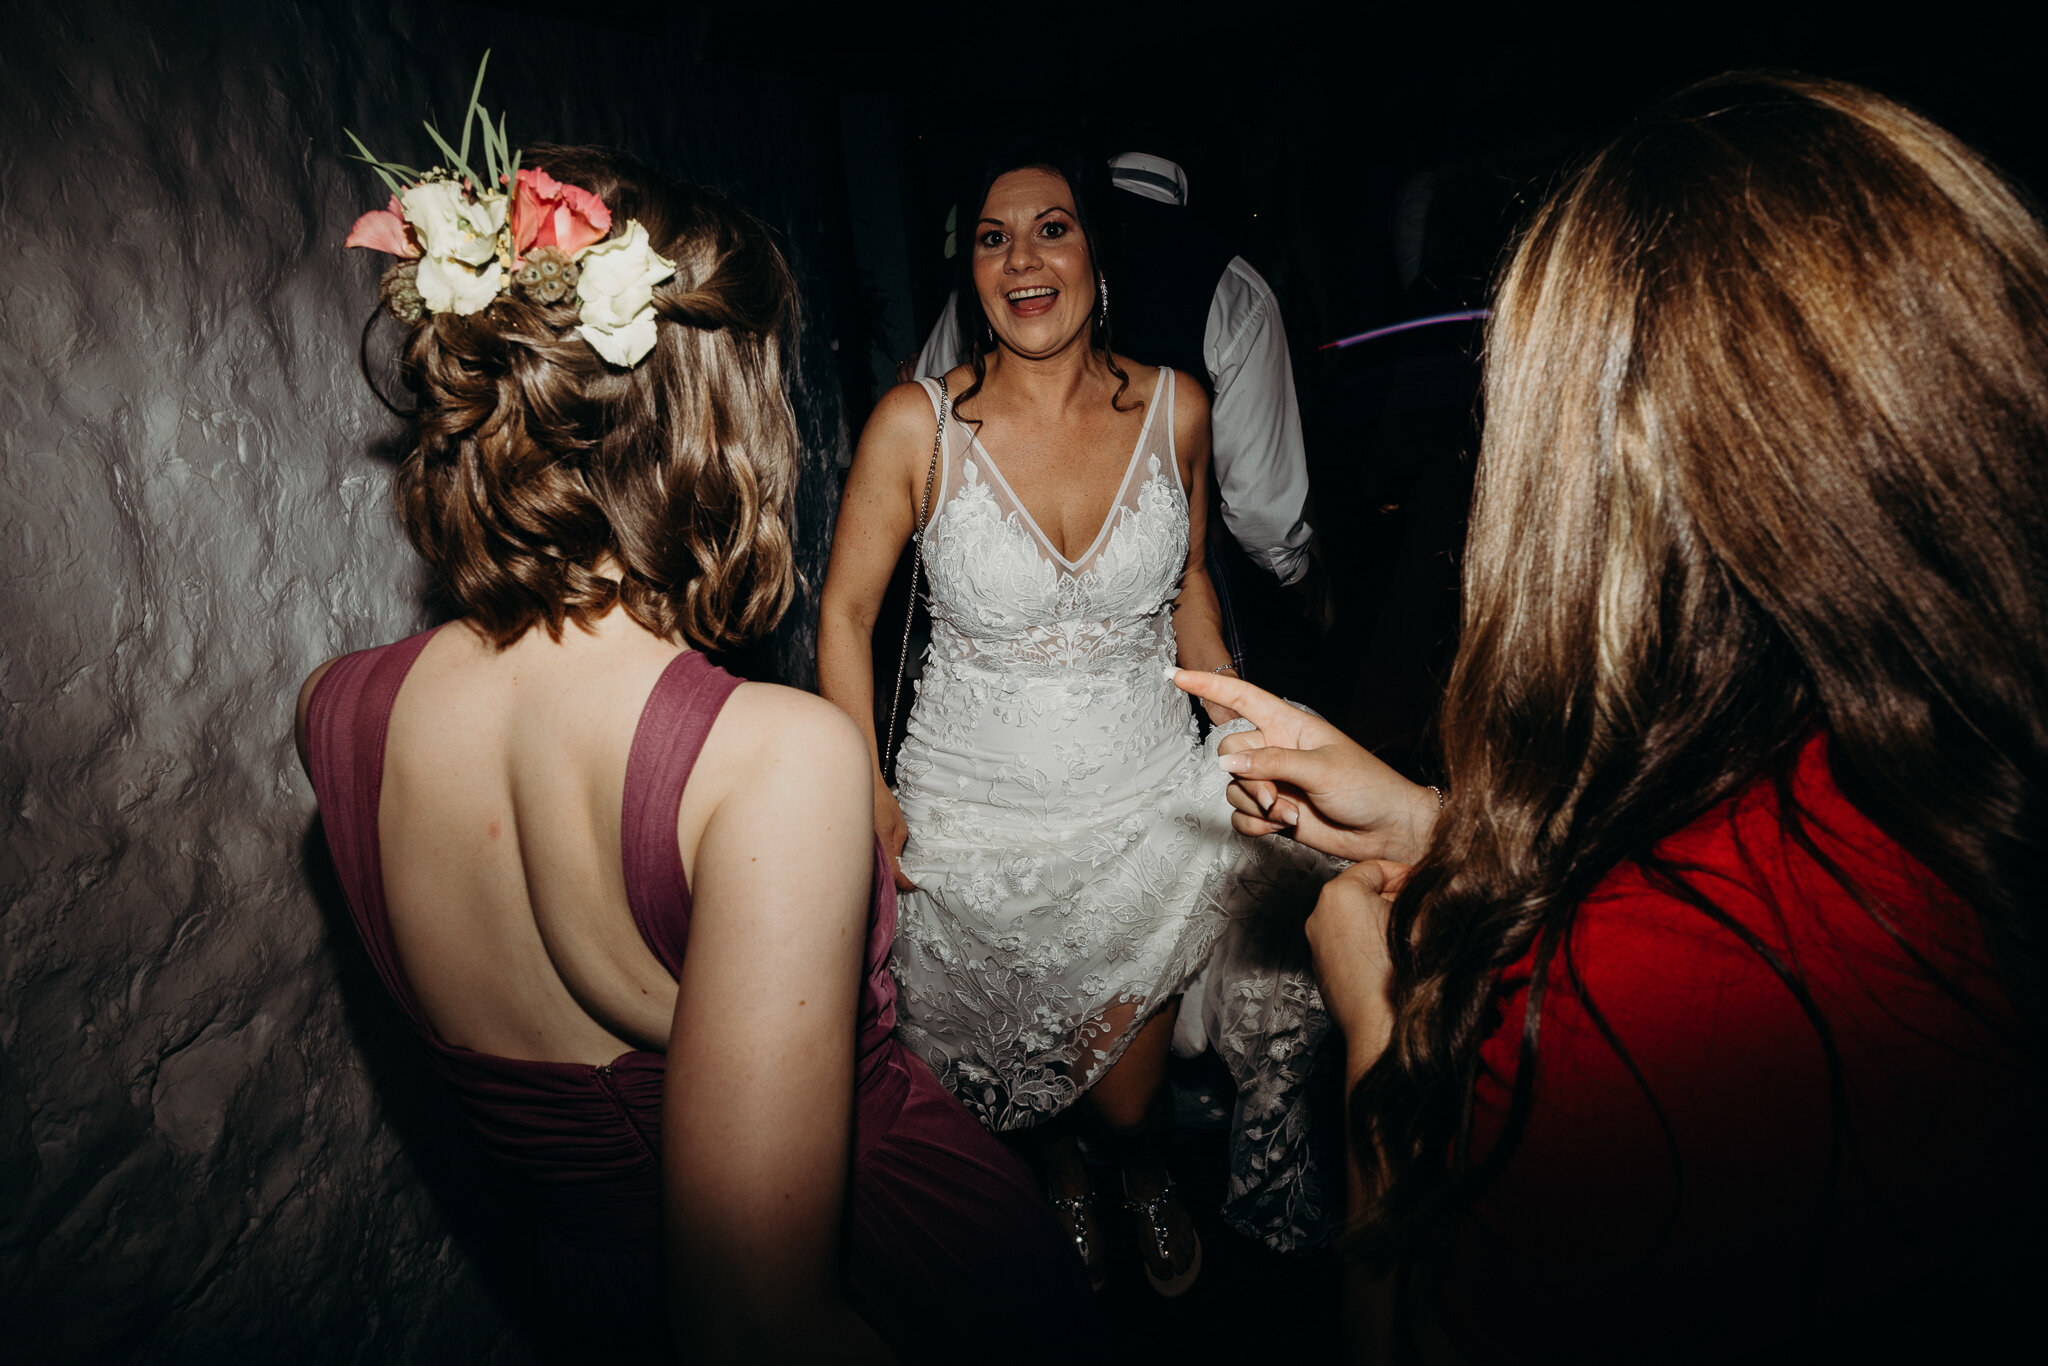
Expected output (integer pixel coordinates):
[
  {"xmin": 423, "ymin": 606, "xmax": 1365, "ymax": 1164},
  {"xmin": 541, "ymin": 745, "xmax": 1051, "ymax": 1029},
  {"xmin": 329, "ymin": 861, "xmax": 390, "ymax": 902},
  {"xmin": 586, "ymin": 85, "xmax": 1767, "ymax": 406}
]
[
  {"xmin": 1355, "ymin": 68, "xmax": 2048, "ymax": 1279},
  {"xmin": 373, "ymin": 145, "xmax": 800, "ymax": 650},
  {"xmin": 948, "ymin": 137, "xmax": 1136, "ymax": 422}
]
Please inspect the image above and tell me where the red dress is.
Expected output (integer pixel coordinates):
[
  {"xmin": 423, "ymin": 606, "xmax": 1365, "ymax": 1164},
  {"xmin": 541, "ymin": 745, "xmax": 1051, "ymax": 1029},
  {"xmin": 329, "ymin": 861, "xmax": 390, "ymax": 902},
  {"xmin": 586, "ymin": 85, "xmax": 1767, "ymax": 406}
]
[
  {"xmin": 1442, "ymin": 735, "xmax": 2041, "ymax": 1360},
  {"xmin": 306, "ymin": 630, "xmax": 1102, "ymax": 1361}
]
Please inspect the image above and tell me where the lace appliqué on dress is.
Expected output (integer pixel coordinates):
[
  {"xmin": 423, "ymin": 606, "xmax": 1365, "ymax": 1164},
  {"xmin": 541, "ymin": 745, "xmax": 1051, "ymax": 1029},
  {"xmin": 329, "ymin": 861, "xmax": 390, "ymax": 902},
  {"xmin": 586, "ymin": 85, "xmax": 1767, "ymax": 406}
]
[
  {"xmin": 1195, "ymin": 829, "xmax": 1349, "ymax": 1251},
  {"xmin": 888, "ymin": 372, "xmax": 1340, "ymax": 1251}
]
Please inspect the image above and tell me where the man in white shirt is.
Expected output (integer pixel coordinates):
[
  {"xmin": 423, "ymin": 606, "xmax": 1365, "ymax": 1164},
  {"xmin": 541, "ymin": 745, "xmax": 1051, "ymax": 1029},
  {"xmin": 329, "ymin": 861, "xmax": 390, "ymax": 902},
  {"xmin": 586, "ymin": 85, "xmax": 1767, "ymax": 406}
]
[{"xmin": 912, "ymin": 153, "xmax": 1318, "ymax": 605}]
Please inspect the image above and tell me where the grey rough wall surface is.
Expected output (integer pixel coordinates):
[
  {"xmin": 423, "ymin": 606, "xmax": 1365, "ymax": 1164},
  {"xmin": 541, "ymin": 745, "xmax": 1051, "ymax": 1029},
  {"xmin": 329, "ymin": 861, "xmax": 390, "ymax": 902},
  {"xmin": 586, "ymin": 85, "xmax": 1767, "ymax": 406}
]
[{"xmin": 0, "ymin": 3, "xmax": 849, "ymax": 1360}]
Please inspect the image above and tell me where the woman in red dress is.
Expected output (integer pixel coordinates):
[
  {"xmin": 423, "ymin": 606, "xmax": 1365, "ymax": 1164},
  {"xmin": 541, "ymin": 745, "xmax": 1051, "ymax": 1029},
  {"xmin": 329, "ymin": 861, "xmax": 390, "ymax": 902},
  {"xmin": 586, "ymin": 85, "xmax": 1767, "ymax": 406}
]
[{"xmin": 1178, "ymin": 72, "xmax": 2047, "ymax": 1361}]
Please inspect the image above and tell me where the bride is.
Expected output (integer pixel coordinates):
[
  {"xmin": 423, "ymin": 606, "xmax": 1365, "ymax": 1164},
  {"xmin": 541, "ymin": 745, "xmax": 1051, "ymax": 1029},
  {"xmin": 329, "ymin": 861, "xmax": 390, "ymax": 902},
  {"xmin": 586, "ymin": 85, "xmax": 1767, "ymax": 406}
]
[{"xmin": 820, "ymin": 141, "xmax": 1326, "ymax": 1295}]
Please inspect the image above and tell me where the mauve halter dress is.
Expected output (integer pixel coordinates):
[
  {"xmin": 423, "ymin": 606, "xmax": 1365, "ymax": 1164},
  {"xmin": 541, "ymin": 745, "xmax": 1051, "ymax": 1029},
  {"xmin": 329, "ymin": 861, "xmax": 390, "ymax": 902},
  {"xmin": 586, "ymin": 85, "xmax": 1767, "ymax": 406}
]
[{"xmin": 305, "ymin": 629, "xmax": 1103, "ymax": 1362}]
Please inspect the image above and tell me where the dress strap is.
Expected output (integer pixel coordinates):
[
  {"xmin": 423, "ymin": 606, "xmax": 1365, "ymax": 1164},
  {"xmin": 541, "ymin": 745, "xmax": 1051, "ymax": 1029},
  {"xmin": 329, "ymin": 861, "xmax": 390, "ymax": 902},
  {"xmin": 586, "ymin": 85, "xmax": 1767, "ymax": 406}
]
[
  {"xmin": 912, "ymin": 375, "xmax": 956, "ymax": 529},
  {"xmin": 619, "ymin": 651, "xmax": 742, "ymax": 977},
  {"xmin": 304, "ymin": 626, "xmax": 441, "ymax": 1031},
  {"xmin": 1154, "ymin": 367, "xmax": 1182, "ymax": 492}
]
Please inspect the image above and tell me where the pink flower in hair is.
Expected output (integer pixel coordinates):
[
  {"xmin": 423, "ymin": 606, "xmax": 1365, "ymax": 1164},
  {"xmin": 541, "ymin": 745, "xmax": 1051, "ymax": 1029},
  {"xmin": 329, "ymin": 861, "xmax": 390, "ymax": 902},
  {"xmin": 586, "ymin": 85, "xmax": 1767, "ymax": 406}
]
[
  {"xmin": 344, "ymin": 196, "xmax": 420, "ymax": 257},
  {"xmin": 512, "ymin": 168, "xmax": 612, "ymax": 262}
]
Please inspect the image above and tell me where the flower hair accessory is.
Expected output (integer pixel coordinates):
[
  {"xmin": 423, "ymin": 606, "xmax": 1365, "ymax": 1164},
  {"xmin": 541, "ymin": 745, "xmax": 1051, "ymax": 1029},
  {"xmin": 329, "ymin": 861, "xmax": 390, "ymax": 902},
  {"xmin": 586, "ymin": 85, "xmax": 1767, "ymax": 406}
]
[{"xmin": 343, "ymin": 52, "xmax": 675, "ymax": 367}]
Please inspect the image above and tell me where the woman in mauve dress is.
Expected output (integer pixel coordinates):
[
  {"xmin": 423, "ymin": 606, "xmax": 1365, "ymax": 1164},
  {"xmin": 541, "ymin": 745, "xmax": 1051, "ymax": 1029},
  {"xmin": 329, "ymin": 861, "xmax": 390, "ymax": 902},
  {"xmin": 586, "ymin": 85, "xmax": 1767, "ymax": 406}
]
[{"xmin": 300, "ymin": 138, "xmax": 1098, "ymax": 1362}]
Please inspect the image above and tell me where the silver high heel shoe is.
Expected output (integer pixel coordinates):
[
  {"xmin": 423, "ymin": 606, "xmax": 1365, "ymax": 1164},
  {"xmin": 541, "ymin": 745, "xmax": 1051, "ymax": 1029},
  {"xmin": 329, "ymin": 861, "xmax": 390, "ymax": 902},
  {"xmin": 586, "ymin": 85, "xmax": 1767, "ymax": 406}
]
[
  {"xmin": 1124, "ymin": 1174, "xmax": 1202, "ymax": 1297},
  {"xmin": 1047, "ymin": 1189, "xmax": 1110, "ymax": 1293}
]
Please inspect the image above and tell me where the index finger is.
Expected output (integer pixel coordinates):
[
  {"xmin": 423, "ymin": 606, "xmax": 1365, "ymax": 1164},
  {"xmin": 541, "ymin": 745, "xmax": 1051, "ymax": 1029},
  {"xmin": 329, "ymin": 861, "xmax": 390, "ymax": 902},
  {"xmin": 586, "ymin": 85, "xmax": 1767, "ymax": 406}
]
[{"xmin": 1168, "ymin": 668, "xmax": 1301, "ymax": 738}]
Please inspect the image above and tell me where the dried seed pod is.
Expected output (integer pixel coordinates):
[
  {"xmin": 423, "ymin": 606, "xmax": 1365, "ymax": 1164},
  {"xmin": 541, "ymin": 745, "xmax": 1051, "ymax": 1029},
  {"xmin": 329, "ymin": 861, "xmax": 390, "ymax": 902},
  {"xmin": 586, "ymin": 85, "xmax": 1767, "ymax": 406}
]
[
  {"xmin": 512, "ymin": 246, "xmax": 579, "ymax": 306},
  {"xmin": 379, "ymin": 259, "xmax": 425, "ymax": 324}
]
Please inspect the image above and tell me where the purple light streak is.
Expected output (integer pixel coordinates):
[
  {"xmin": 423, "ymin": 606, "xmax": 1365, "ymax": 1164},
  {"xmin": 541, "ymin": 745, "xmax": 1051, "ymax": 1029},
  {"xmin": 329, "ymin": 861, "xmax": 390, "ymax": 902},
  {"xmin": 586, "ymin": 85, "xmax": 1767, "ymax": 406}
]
[{"xmin": 1318, "ymin": 309, "xmax": 1492, "ymax": 351}]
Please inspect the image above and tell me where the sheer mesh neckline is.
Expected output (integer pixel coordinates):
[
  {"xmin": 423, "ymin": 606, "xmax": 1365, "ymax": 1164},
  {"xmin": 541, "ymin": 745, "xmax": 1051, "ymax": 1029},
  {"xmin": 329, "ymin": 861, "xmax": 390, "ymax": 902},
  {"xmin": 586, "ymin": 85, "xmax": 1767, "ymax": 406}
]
[{"xmin": 956, "ymin": 367, "xmax": 1170, "ymax": 573}]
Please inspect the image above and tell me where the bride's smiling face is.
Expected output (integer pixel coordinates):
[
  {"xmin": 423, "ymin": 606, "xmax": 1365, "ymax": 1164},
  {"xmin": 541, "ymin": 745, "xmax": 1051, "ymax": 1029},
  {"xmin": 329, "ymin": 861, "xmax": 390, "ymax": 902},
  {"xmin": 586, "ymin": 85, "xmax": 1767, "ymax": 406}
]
[{"xmin": 972, "ymin": 168, "xmax": 1096, "ymax": 358}]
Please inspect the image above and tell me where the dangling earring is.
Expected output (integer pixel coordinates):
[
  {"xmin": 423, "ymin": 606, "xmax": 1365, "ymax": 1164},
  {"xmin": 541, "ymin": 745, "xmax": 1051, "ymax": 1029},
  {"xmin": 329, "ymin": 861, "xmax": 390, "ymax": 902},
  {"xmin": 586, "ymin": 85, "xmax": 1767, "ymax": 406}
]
[
  {"xmin": 1097, "ymin": 274, "xmax": 1110, "ymax": 331},
  {"xmin": 984, "ymin": 321, "xmax": 995, "ymax": 346}
]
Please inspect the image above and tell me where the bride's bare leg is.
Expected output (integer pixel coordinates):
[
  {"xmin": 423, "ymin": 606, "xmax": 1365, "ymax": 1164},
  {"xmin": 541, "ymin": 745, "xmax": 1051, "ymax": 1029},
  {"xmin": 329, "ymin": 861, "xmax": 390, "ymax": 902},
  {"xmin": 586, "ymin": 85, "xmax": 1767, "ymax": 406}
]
[
  {"xmin": 1034, "ymin": 1117, "xmax": 1091, "ymax": 1196},
  {"xmin": 1085, "ymin": 998, "xmax": 1178, "ymax": 1130},
  {"xmin": 1087, "ymin": 1000, "xmax": 1202, "ymax": 1291}
]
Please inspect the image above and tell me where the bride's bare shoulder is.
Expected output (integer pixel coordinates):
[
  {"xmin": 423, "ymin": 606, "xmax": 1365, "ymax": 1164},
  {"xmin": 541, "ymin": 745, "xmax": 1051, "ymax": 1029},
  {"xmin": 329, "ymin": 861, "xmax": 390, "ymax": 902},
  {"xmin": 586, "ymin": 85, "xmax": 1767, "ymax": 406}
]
[
  {"xmin": 1106, "ymin": 358, "xmax": 1190, "ymax": 405},
  {"xmin": 867, "ymin": 378, "xmax": 942, "ymax": 433},
  {"xmin": 1170, "ymin": 365, "xmax": 1210, "ymax": 415},
  {"xmin": 853, "ymin": 380, "xmax": 944, "ymax": 473},
  {"xmin": 1106, "ymin": 355, "xmax": 1159, "ymax": 388}
]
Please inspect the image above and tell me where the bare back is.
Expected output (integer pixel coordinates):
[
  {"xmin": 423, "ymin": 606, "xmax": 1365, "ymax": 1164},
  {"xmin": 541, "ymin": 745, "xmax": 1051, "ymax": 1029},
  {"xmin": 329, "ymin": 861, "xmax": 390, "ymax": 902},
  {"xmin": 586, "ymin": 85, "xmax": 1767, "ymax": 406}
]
[{"xmin": 302, "ymin": 614, "xmax": 771, "ymax": 1063}]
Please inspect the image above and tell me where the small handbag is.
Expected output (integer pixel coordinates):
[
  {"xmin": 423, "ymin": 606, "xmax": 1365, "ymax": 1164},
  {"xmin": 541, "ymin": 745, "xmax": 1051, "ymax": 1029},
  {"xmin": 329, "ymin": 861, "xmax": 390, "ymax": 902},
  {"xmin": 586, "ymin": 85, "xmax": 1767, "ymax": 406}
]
[{"xmin": 882, "ymin": 375, "xmax": 946, "ymax": 787}]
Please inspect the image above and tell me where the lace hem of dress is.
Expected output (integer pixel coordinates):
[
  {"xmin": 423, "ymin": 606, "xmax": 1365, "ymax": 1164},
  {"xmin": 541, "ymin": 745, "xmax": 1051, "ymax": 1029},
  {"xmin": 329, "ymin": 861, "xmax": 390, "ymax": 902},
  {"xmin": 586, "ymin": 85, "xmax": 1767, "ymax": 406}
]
[{"xmin": 1190, "ymin": 824, "xmax": 1348, "ymax": 1253}]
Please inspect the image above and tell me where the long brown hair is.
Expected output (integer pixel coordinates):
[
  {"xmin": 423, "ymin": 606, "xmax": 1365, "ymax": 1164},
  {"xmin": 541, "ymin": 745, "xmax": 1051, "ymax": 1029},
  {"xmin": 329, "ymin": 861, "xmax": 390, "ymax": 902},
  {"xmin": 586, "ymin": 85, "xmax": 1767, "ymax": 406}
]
[
  {"xmin": 1356, "ymin": 72, "xmax": 2048, "ymax": 1264},
  {"xmin": 385, "ymin": 146, "xmax": 800, "ymax": 650},
  {"xmin": 950, "ymin": 138, "xmax": 1134, "ymax": 422}
]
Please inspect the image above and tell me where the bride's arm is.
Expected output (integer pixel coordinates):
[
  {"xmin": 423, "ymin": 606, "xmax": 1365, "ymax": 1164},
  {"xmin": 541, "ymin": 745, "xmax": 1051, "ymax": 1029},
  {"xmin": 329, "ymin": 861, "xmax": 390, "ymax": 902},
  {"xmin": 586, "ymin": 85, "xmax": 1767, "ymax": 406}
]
[
  {"xmin": 1166, "ymin": 370, "xmax": 1237, "ymax": 721},
  {"xmin": 817, "ymin": 381, "xmax": 936, "ymax": 890}
]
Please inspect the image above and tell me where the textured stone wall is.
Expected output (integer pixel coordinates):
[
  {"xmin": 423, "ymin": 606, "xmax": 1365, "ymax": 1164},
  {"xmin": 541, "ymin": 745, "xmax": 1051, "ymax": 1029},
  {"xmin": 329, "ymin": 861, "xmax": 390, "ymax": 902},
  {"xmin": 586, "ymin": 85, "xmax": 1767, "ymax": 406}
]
[{"xmin": 0, "ymin": 3, "xmax": 850, "ymax": 1360}]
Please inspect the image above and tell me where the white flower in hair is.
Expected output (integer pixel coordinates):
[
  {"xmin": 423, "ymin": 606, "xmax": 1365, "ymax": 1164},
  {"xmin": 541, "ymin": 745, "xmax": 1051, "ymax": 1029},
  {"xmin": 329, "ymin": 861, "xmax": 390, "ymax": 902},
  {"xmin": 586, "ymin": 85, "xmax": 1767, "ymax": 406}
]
[
  {"xmin": 417, "ymin": 253, "xmax": 503, "ymax": 316},
  {"xmin": 397, "ymin": 180, "xmax": 507, "ymax": 317},
  {"xmin": 347, "ymin": 53, "xmax": 673, "ymax": 364},
  {"xmin": 575, "ymin": 220, "xmax": 677, "ymax": 367},
  {"xmin": 401, "ymin": 180, "xmax": 505, "ymax": 267}
]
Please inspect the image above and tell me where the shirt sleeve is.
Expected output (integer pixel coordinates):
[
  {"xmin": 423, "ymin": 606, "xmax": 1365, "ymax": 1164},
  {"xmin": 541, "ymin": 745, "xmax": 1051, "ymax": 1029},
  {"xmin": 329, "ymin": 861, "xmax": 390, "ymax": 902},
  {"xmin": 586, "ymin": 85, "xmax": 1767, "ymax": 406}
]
[
  {"xmin": 915, "ymin": 290, "xmax": 966, "ymax": 380},
  {"xmin": 1204, "ymin": 258, "xmax": 1314, "ymax": 585}
]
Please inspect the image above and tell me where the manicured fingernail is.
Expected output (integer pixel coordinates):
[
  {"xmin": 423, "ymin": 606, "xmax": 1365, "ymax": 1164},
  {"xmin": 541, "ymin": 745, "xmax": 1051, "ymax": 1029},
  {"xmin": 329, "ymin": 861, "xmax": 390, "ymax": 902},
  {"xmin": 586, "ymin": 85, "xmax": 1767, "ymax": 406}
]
[
  {"xmin": 1274, "ymin": 803, "xmax": 1299, "ymax": 826},
  {"xmin": 1163, "ymin": 666, "xmax": 1181, "ymax": 682},
  {"xmin": 1218, "ymin": 753, "xmax": 1249, "ymax": 774}
]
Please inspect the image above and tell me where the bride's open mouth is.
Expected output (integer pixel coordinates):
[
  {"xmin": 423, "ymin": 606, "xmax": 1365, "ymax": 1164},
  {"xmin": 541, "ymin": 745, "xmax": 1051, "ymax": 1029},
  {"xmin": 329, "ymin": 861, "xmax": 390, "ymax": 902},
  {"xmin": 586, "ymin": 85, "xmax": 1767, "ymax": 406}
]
[{"xmin": 1005, "ymin": 285, "xmax": 1059, "ymax": 318}]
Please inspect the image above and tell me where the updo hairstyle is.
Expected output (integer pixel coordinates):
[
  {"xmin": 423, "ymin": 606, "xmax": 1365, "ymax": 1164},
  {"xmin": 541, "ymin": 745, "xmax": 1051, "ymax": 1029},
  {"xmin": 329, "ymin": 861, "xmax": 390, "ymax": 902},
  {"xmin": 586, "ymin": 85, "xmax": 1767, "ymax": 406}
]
[{"xmin": 384, "ymin": 145, "xmax": 800, "ymax": 651}]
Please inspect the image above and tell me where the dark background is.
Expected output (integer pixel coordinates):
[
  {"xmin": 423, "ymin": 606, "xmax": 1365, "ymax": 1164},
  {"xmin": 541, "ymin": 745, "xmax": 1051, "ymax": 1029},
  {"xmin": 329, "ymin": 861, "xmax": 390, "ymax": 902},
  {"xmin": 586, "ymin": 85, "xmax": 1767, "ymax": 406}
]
[{"xmin": 707, "ymin": 1, "xmax": 2046, "ymax": 424}]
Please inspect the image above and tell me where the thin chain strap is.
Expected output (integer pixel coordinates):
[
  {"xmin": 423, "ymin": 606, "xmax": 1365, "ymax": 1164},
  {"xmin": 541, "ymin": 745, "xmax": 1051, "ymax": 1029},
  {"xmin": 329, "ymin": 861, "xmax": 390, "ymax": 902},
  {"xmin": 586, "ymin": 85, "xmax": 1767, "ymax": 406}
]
[{"xmin": 884, "ymin": 376, "xmax": 946, "ymax": 786}]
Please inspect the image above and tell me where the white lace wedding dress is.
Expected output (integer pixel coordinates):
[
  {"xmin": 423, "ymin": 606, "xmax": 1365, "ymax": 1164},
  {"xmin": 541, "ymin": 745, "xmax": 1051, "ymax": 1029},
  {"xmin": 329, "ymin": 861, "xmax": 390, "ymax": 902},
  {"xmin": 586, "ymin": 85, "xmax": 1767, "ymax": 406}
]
[{"xmin": 891, "ymin": 370, "xmax": 1343, "ymax": 1251}]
